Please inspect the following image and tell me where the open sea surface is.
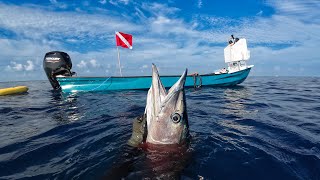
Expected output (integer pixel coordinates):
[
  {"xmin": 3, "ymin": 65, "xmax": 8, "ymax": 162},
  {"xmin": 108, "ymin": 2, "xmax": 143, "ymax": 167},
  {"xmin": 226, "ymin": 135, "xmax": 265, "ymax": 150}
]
[{"xmin": 0, "ymin": 77, "xmax": 319, "ymax": 180}]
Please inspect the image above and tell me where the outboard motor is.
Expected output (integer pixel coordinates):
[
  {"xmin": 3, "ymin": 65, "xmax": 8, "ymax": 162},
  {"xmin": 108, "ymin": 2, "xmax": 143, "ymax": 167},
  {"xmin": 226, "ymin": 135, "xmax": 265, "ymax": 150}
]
[{"xmin": 43, "ymin": 51, "xmax": 75, "ymax": 90}]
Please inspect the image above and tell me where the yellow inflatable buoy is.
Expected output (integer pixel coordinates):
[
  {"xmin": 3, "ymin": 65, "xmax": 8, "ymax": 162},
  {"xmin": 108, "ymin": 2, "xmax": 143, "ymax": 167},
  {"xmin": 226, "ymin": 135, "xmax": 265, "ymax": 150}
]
[{"xmin": 0, "ymin": 86, "xmax": 29, "ymax": 96}]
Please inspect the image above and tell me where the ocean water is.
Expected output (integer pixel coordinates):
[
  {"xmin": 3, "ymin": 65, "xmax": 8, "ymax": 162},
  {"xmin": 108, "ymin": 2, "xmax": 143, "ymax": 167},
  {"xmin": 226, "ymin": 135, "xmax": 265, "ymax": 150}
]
[{"xmin": 0, "ymin": 77, "xmax": 319, "ymax": 180}]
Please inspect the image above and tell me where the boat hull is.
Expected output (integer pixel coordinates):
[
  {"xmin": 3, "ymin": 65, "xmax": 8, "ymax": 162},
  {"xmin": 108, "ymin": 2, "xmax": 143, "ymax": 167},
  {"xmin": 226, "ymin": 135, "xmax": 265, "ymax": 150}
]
[{"xmin": 57, "ymin": 67, "xmax": 252, "ymax": 93}]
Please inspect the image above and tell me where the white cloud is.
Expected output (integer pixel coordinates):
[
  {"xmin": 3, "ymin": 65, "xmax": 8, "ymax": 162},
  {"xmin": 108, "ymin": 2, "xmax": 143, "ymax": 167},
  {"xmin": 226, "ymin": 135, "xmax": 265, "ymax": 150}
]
[
  {"xmin": 153, "ymin": 16, "xmax": 171, "ymax": 25},
  {"xmin": 76, "ymin": 59, "xmax": 101, "ymax": 69},
  {"xmin": 149, "ymin": 15, "xmax": 201, "ymax": 38},
  {"xmin": 13, "ymin": 64, "xmax": 23, "ymax": 71},
  {"xmin": 89, "ymin": 59, "xmax": 100, "ymax": 68},
  {"xmin": 109, "ymin": 0, "xmax": 129, "ymax": 6},
  {"xmin": 139, "ymin": 64, "xmax": 149, "ymax": 73},
  {"xmin": 49, "ymin": 0, "xmax": 68, "ymax": 9},
  {"xmin": 266, "ymin": 0, "xmax": 320, "ymax": 23},
  {"xmin": 99, "ymin": 0, "xmax": 107, "ymax": 5},
  {"xmin": 141, "ymin": 3, "xmax": 180, "ymax": 17},
  {"xmin": 134, "ymin": 7, "xmax": 147, "ymax": 20},
  {"xmin": 77, "ymin": 60, "xmax": 87, "ymax": 68},
  {"xmin": 7, "ymin": 62, "xmax": 23, "ymax": 71},
  {"xmin": 256, "ymin": 10, "xmax": 263, "ymax": 16},
  {"xmin": 197, "ymin": 11, "xmax": 320, "ymax": 44},
  {"xmin": 0, "ymin": 3, "xmax": 141, "ymax": 42},
  {"xmin": 24, "ymin": 60, "xmax": 35, "ymax": 71},
  {"xmin": 0, "ymin": 39, "xmax": 55, "ymax": 58},
  {"xmin": 5, "ymin": 60, "xmax": 35, "ymax": 72},
  {"xmin": 119, "ymin": 0, "xmax": 129, "ymax": 5},
  {"xmin": 197, "ymin": 0, "xmax": 203, "ymax": 9},
  {"xmin": 66, "ymin": 39, "xmax": 79, "ymax": 43}
]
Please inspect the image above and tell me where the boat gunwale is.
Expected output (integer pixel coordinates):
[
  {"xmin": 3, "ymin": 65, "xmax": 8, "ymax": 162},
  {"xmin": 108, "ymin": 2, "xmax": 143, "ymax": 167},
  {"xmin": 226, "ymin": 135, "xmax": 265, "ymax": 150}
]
[{"xmin": 56, "ymin": 67, "xmax": 252, "ymax": 80}]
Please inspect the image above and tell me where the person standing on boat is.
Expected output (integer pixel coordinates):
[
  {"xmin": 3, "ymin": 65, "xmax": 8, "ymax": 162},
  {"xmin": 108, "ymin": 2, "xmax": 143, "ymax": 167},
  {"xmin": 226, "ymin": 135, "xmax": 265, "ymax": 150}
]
[
  {"xmin": 228, "ymin": 34, "xmax": 235, "ymax": 45},
  {"xmin": 228, "ymin": 34, "xmax": 240, "ymax": 45}
]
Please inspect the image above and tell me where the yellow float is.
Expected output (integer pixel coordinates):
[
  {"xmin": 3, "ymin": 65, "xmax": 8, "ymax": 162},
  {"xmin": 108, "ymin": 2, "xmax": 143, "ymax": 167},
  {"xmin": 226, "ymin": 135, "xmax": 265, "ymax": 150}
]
[{"xmin": 0, "ymin": 86, "xmax": 29, "ymax": 96}]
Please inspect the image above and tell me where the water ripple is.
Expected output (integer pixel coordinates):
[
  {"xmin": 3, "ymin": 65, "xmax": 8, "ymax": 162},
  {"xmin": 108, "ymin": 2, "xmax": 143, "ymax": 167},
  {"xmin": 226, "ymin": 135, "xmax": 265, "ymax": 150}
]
[{"xmin": 0, "ymin": 77, "xmax": 320, "ymax": 179}]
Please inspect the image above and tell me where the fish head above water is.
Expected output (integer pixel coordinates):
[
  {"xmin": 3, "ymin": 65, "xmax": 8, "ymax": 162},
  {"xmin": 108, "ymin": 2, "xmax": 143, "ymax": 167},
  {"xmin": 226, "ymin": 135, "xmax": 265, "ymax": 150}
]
[{"xmin": 145, "ymin": 64, "xmax": 189, "ymax": 145}]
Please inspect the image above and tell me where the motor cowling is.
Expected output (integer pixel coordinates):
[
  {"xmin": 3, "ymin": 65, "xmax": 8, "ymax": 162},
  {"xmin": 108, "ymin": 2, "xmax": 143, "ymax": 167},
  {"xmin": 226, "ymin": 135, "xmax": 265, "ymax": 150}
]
[{"xmin": 43, "ymin": 51, "xmax": 75, "ymax": 90}]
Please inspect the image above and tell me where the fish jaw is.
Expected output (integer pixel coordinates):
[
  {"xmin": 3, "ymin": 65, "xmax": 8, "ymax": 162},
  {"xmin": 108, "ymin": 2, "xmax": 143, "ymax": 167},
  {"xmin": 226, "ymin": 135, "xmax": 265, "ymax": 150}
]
[{"xmin": 145, "ymin": 64, "xmax": 189, "ymax": 145}]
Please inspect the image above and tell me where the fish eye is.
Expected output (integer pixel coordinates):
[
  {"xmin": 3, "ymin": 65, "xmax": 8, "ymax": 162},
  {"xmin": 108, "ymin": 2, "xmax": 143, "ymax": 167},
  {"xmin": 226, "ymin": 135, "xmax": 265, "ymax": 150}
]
[{"xmin": 171, "ymin": 113, "xmax": 181, "ymax": 123}]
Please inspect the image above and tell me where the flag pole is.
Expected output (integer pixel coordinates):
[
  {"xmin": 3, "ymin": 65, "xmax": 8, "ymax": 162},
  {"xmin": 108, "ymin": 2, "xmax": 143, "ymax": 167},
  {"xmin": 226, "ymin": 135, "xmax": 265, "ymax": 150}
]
[{"xmin": 117, "ymin": 46, "xmax": 123, "ymax": 76}]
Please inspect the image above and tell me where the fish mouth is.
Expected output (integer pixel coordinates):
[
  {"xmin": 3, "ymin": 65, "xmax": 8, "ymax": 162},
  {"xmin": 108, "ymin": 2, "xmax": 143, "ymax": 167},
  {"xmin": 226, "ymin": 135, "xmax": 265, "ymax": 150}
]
[{"xmin": 145, "ymin": 64, "xmax": 189, "ymax": 145}]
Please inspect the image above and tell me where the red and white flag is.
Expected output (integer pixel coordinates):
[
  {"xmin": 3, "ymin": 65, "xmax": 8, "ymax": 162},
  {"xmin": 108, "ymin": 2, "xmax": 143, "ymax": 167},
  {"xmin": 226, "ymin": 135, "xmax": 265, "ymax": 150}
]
[{"xmin": 115, "ymin": 31, "xmax": 133, "ymax": 49}]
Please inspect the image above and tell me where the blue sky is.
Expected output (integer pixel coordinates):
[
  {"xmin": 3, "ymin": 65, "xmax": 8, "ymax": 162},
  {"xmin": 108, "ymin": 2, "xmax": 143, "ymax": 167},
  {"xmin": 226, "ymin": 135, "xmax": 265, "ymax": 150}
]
[{"xmin": 0, "ymin": 0, "xmax": 319, "ymax": 81}]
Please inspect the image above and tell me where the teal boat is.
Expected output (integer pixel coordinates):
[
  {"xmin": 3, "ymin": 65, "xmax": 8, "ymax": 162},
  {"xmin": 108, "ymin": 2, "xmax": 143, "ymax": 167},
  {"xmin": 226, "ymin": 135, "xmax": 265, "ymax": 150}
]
[
  {"xmin": 43, "ymin": 39, "xmax": 253, "ymax": 93},
  {"xmin": 56, "ymin": 66, "xmax": 252, "ymax": 93}
]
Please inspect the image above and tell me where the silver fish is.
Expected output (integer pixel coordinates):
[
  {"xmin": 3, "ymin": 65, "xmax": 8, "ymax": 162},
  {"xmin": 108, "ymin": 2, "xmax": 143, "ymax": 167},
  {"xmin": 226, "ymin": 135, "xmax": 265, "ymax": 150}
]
[
  {"xmin": 128, "ymin": 64, "xmax": 189, "ymax": 146},
  {"xmin": 145, "ymin": 64, "xmax": 189, "ymax": 145}
]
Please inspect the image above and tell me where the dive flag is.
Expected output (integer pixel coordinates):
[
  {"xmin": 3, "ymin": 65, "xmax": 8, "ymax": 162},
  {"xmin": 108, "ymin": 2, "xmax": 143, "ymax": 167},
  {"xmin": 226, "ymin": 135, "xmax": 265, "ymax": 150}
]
[{"xmin": 115, "ymin": 31, "xmax": 133, "ymax": 49}]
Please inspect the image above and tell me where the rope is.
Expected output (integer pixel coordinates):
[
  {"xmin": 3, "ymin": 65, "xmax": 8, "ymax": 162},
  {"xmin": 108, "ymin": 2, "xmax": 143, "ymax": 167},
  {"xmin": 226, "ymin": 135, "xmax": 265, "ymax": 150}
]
[
  {"xmin": 198, "ymin": 74, "xmax": 202, "ymax": 88},
  {"xmin": 191, "ymin": 73, "xmax": 202, "ymax": 89},
  {"xmin": 90, "ymin": 76, "xmax": 112, "ymax": 91}
]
